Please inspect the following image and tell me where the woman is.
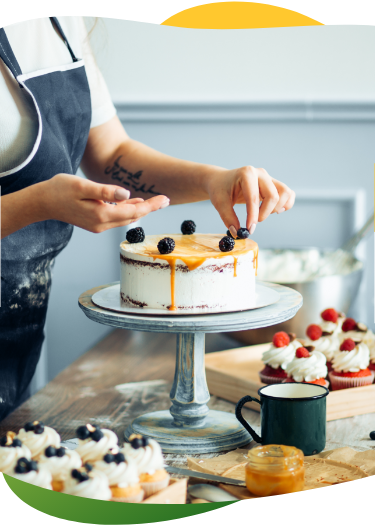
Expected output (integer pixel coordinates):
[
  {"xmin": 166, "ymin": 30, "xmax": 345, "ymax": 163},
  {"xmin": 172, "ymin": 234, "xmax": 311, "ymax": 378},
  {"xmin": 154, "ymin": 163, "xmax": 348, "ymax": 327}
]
[{"xmin": 0, "ymin": 17, "xmax": 295, "ymax": 421}]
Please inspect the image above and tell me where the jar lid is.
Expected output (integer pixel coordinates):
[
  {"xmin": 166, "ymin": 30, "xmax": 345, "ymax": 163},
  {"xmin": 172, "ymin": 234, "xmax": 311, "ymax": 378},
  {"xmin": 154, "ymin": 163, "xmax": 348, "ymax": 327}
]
[{"xmin": 247, "ymin": 444, "xmax": 304, "ymax": 470}]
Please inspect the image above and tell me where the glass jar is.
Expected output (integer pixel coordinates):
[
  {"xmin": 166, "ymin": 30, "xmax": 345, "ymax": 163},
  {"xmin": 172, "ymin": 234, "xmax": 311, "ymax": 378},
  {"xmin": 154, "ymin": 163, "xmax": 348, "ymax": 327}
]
[{"xmin": 245, "ymin": 444, "xmax": 304, "ymax": 496}]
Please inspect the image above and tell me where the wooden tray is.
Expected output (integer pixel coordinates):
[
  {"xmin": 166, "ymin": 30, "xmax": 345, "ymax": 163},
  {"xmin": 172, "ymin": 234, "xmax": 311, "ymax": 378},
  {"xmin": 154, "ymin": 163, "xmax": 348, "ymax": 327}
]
[
  {"xmin": 205, "ymin": 343, "xmax": 375, "ymax": 421},
  {"xmin": 142, "ymin": 478, "xmax": 187, "ymax": 504}
]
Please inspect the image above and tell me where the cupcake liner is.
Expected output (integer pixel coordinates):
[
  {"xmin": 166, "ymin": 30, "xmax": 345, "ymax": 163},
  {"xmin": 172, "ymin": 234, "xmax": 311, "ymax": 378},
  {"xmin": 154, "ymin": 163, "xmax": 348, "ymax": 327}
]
[
  {"xmin": 282, "ymin": 378, "xmax": 329, "ymax": 388},
  {"xmin": 111, "ymin": 489, "xmax": 144, "ymax": 504},
  {"xmin": 258, "ymin": 372, "xmax": 285, "ymax": 385},
  {"xmin": 328, "ymin": 371, "xmax": 374, "ymax": 391},
  {"xmin": 141, "ymin": 474, "xmax": 170, "ymax": 498}
]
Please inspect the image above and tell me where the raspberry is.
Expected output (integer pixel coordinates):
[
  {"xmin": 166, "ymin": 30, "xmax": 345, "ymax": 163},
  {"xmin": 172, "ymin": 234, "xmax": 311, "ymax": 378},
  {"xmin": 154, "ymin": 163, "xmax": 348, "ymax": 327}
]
[
  {"xmin": 157, "ymin": 237, "xmax": 175, "ymax": 254},
  {"xmin": 321, "ymin": 308, "xmax": 338, "ymax": 323},
  {"xmin": 219, "ymin": 236, "xmax": 235, "ymax": 252},
  {"xmin": 306, "ymin": 324, "xmax": 323, "ymax": 341},
  {"xmin": 126, "ymin": 227, "xmax": 145, "ymax": 244},
  {"xmin": 237, "ymin": 228, "xmax": 250, "ymax": 239},
  {"xmin": 181, "ymin": 220, "xmax": 196, "ymax": 235},
  {"xmin": 340, "ymin": 338, "xmax": 356, "ymax": 352},
  {"xmin": 342, "ymin": 318, "xmax": 357, "ymax": 332},
  {"xmin": 296, "ymin": 347, "xmax": 311, "ymax": 359},
  {"xmin": 272, "ymin": 332, "xmax": 290, "ymax": 348}
]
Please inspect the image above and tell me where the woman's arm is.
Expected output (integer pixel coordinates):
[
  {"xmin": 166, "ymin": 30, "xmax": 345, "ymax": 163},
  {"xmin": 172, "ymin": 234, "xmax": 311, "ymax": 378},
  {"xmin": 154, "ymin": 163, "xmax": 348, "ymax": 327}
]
[{"xmin": 81, "ymin": 116, "xmax": 295, "ymax": 236}]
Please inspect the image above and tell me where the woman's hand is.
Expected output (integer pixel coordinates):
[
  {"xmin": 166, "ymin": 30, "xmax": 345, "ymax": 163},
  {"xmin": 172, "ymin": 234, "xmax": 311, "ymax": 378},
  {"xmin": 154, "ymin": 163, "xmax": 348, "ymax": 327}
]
[
  {"xmin": 205, "ymin": 166, "xmax": 295, "ymax": 237},
  {"xmin": 40, "ymin": 174, "xmax": 170, "ymax": 233}
]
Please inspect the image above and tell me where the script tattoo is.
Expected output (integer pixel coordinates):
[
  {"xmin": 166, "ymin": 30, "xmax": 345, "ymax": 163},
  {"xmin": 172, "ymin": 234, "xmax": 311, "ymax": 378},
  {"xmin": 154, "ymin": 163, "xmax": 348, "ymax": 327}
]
[{"xmin": 104, "ymin": 156, "xmax": 162, "ymax": 196}]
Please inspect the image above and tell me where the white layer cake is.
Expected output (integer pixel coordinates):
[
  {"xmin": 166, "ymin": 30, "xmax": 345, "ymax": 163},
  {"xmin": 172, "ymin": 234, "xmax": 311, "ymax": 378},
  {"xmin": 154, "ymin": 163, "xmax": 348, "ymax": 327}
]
[{"xmin": 120, "ymin": 234, "xmax": 258, "ymax": 311}]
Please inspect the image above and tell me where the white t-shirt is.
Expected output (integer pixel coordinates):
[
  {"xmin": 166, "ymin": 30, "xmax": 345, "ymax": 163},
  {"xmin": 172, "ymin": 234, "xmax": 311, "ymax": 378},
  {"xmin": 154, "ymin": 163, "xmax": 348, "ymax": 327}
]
[{"xmin": 0, "ymin": 17, "xmax": 116, "ymax": 174}]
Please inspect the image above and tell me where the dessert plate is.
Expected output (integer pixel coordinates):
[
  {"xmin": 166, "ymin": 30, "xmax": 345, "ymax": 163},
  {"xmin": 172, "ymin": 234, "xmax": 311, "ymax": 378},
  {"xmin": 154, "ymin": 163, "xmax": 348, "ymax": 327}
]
[{"xmin": 91, "ymin": 282, "xmax": 280, "ymax": 316}]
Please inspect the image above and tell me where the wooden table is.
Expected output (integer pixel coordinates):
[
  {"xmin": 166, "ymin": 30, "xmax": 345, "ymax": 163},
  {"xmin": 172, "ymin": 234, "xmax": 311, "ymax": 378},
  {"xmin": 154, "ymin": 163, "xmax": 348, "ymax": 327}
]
[{"xmin": 1, "ymin": 329, "xmax": 375, "ymax": 469}]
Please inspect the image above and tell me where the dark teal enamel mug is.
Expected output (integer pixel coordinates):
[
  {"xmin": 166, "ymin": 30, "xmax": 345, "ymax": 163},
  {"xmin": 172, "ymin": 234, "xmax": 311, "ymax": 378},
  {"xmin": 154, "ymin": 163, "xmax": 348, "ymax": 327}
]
[{"xmin": 235, "ymin": 382, "xmax": 329, "ymax": 456}]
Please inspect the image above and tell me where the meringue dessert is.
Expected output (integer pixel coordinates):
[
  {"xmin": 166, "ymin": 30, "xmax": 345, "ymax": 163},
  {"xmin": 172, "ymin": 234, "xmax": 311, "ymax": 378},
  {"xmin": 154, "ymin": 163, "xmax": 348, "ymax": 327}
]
[
  {"xmin": 17, "ymin": 421, "xmax": 60, "ymax": 460},
  {"xmin": 120, "ymin": 233, "xmax": 258, "ymax": 311},
  {"xmin": 38, "ymin": 445, "xmax": 82, "ymax": 492},
  {"xmin": 0, "ymin": 432, "xmax": 32, "ymax": 475},
  {"xmin": 75, "ymin": 424, "xmax": 118, "ymax": 463},
  {"xmin": 62, "ymin": 465, "xmax": 112, "ymax": 500},
  {"xmin": 9, "ymin": 457, "xmax": 52, "ymax": 489}
]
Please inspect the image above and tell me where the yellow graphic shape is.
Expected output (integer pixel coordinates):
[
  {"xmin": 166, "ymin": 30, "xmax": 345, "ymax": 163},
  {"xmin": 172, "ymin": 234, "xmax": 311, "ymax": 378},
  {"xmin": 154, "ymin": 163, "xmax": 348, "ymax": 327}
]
[{"xmin": 161, "ymin": 2, "xmax": 323, "ymax": 29}]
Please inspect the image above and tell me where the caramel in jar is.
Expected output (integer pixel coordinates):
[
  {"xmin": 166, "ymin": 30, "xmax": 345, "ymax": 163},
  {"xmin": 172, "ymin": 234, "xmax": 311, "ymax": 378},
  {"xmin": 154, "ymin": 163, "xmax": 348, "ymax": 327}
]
[{"xmin": 245, "ymin": 444, "xmax": 304, "ymax": 497}]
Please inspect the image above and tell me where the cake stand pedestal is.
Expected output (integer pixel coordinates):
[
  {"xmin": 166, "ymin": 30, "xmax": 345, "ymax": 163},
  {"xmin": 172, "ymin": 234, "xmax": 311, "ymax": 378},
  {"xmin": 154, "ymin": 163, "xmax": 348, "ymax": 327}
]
[{"xmin": 79, "ymin": 281, "xmax": 302, "ymax": 454}]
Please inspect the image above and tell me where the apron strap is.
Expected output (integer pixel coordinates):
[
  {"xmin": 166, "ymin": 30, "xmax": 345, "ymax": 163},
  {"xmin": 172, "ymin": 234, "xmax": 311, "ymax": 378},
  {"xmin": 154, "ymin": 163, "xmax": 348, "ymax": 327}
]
[
  {"xmin": 50, "ymin": 17, "xmax": 78, "ymax": 63},
  {"xmin": 0, "ymin": 28, "xmax": 23, "ymax": 79}
]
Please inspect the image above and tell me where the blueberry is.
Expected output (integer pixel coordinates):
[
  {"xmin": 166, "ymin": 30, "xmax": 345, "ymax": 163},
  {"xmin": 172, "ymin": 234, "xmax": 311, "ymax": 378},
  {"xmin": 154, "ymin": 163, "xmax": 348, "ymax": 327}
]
[
  {"xmin": 15, "ymin": 464, "xmax": 27, "ymax": 474},
  {"xmin": 12, "ymin": 439, "xmax": 22, "ymax": 448},
  {"xmin": 79, "ymin": 472, "xmax": 89, "ymax": 483},
  {"xmin": 370, "ymin": 431, "xmax": 375, "ymax": 440},
  {"xmin": 29, "ymin": 461, "xmax": 38, "ymax": 472},
  {"xmin": 34, "ymin": 425, "xmax": 44, "ymax": 435},
  {"xmin": 115, "ymin": 453, "xmax": 125, "ymax": 464},
  {"xmin": 130, "ymin": 438, "xmax": 141, "ymax": 450},
  {"xmin": 141, "ymin": 436, "xmax": 149, "ymax": 447},
  {"xmin": 72, "ymin": 469, "xmax": 81, "ymax": 480},
  {"xmin": 45, "ymin": 446, "xmax": 56, "ymax": 458},
  {"xmin": 103, "ymin": 453, "xmax": 115, "ymax": 464},
  {"xmin": 91, "ymin": 429, "xmax": 103, "ymax": 442},
  {"xmin": 76, "ymin": 426, "xmax": 90, "ymax": 440},
  {"xmin": 24, "ymin": 422, "xmax": 35, "ymax": 432},
  {"xmin": 84, "ymin": 463, "xmax": 93, "ymax": 472},
  {"xmin": 56, "ymin": 447, "xmax": 66, "ymax": 458},
  {"xmin": 0, "ymin": 436, "xmax": 7, "ymax": 447},
  {"xmin": 237, "ymin": 228, "xmax": 250, "ymax": 239}
]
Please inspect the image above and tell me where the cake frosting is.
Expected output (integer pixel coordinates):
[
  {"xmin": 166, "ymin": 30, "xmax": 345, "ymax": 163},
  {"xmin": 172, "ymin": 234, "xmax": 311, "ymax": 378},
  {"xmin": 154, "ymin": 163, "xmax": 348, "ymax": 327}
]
[
  {"xmin": 305, "ymin": 335, "xmax": 340, "ymax": 362},
  {"xmin": 122, "ymin": 438, "xmax": 164, "ymax": 475},
  {"xmin": 0, "ymin": 434, "xmax": 32, "ymax": 475},
  {"xmin": 62, "ymin": 469, "xmax": 112, "ymax": 500},
  {"xmin": 38, "ymin": 448, "xmax": 82, "ymax": 481},
  {"xmin": 76, "ymin": 428, "xmax": 118, "ymax": 462},
  {"xmin": 9, "ymin": 459, "xmax": 52, "ymax": 489},
  {"xmin": 95, "ymin": 454, "xmax": 139, "ymax": 487},
  {"xmin": 285, "ymin": 351, "xmax": 328, "ymax": 382},
  {"xmin": 319, "ymin": 317, "xmax": 345, "ymax": 335},
  {"xmin": 262, "ymin": 339, "xmax": 302, "ymax": 370},
  {"xmin": 17, "ymin": 424, "xmax": 60, "ymax": 460},
  {"xmin": 331, "ymin": 343, "xmax": 370, "ymax": 373},
  {"xmin": 120, "ymin": 234, "xmax": 258, "ymax": 311}
]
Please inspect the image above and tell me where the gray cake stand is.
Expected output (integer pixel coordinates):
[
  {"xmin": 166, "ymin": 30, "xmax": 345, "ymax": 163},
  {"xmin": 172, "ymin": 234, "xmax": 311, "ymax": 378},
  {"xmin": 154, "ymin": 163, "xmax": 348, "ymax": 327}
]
[{"xmin": 78, "ymin": 281, "xmax": 302, "ymax": 454}]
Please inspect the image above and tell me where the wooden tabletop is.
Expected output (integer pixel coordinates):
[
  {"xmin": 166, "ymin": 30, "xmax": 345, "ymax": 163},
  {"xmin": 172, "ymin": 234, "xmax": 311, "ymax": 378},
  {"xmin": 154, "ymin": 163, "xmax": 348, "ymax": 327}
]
[{"xmin": 1, "ymin": 329, "xmax": 375, "ymax": 465}]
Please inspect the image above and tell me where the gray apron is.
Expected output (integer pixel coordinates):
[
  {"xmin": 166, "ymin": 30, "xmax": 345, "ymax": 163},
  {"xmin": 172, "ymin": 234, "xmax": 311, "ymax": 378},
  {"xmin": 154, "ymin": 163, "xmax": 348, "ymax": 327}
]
[{"xmin": 0, "ymin": 17, "xmax": 91, "ymax": 420}]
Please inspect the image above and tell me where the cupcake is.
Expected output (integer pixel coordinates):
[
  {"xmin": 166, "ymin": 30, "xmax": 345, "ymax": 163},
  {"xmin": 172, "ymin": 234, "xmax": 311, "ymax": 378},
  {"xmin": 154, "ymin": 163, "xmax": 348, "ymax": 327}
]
[
  {"xmin": 75, "ymin": 424, "xmax": 118, "ymax": 463},
  {"xmin": 339, "ymin": 318, "xmax": 375, "ymax": 364},
  {"xmin": 0, "ymin": 432, "xmax": 32, "ymax": 475},
  {"xmin": 95, "ymin": 449, "xmax": 144, "ymax": 503},
  {"xmin": 8, "ymin": 457, "xmax": 52, "ymax": 489},
  {"xmin": 122, "ymin": 434, "xmax": 169, "ymax": 497},
  {"xmin": 303, "ymin": 324, "xmax": 340, "ymax": 372},
  {"xmin": 62, "ymin": 464, "xmax": 112, "ymax": 500},
  {"xmin": 284, "ymin": 346, "xmax": 329, "ymax": 387},
  {"xmin": 319, "ymin": 308, "xmax": 345, "ymax": 336},
  {"xmin": 329, "ymin": 338, "xmax": 374, "ymax": 390},
  {"xmin": 259, "ymin": 332, "xmax": 302, "ymax": 384},
  {"xmin": 38, "ymin": 445, "xmax": 82, "ymax": 492},
  {"xmin": 17, "ymin": 421, "xmax": 60, "ymax": 460}
]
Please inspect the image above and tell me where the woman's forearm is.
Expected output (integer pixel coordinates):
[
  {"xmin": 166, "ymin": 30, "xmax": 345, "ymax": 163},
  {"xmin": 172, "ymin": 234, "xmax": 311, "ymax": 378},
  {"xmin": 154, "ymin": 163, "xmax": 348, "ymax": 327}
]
[{"xmin": 1, "ymin": 182, "xmax": 47, "ymax": 238}]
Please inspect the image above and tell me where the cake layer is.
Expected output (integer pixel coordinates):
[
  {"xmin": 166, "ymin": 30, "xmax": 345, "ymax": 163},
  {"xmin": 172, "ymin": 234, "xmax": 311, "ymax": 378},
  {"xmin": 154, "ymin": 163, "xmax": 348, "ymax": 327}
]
[{"xmin": 120, "ymin": 234, "xmax": 258, "ymax": 311}]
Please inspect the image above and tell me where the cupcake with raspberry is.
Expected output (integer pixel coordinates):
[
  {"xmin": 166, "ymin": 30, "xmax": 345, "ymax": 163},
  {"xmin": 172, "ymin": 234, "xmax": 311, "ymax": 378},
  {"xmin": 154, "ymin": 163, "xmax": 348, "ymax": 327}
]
[
  {"xmin": 8, "ymin": 457, "xmax": 52, "ymax": 489},
  {"xmin": 340, "ymin": 318, "xmax": 375, "ymax": 362},
  {"xmin": 122, "ymin": 434, "xmax": 169, "ymax": 497},
  {"xmin": 0, "ymin": 432, "xmax": 31, "ymax": 475},
  {"xmin": 17, "ymin": 421, "xmax": 60, "ymax": 460},
  {"xmin": 38, "ymin": 445, "xmax": 82, "ymax": 492},
  {"xmin": 75, "ymin": 424, "xmax": 118, "ymax": 463},
  {"xmin": 95, "ymin": 449, "xmax": 144, "ymax": 503},
  {"xmin": 259, "ymin": 332, "xmax": 302, "ymax": 384},
  {"xmin": 319, "ymin": 308, "xmax": 345, "ymax": 335},
  {"xmin": 304, "ymin": 324, "xmax": 340, "ymax": 372},
  {"xmin": 284, "ymin": 346, "xmax": 329, "ymax": 387},
  {"xmin": 62, "ymin": 464, "xmax": 112, "ymax": 500},
  {"xmin": 329, "ymin": 338, "xmax": 374, "ymax": 390}
]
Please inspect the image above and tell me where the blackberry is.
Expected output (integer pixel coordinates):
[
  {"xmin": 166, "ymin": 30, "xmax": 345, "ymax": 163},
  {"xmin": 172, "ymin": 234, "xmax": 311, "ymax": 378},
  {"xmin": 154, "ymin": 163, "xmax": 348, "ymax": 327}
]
[
  {"xmin": 56, "ymin": 447, "xmax": 66, "ymax": 458},
  {"xmin": 45, "ymin": 446, "xmax": 56, "ymax": 458},
  {"xmin": 181, "ymin": 220, "xmax": 196, "ymax": 235},
  {"xmin": 157, "ymin": 237, "xmax": 175, "ymax": 255},
  {"xmin": 126, "ymin": 227, "xmax": 145, "ymax": 244},
  {"xmin": 76, "ymin": 425, "xmax": 90, "ymax": 440},
  {"xmin": 219, "ymin": 236, "xmax": 235, "ymax": 252},
  {"xmin": 237, "ymin": 228, "xmax": 250, "ymax": 239}
]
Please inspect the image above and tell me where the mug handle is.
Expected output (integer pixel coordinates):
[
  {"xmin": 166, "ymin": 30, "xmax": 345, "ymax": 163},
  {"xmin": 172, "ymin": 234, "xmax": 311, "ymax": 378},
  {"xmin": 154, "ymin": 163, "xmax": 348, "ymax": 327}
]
[{"xmin": 235, "ymin": 395, "xmax": 262, "ymax": 444}]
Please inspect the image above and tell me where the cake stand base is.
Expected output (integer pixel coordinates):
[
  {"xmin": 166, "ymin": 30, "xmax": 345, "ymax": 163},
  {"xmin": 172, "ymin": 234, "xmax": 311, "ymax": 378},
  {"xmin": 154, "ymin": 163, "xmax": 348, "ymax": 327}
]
[{"xmin": 124, "ymin": 410, "xmax": 252, "ymax": 454}]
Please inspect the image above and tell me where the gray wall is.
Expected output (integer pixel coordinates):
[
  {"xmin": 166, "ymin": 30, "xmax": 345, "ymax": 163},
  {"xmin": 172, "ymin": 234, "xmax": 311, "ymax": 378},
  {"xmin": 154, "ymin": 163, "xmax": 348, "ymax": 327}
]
[{"xmin": 37, "ymin": 20, "xmax": 375, "ymax": 389}]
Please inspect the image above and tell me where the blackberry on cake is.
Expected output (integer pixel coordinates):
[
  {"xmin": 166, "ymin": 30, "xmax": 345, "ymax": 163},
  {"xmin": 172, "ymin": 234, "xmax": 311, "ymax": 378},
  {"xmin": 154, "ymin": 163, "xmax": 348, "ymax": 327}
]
[
  {"xmin": 157, "ymin": 237, "xmax": 175, "ymax": 254},
  {"xmin": 219, "ymin": 236, "xmax": 235, "ymax": 252},
  {"xmin": 126, "ymin": 227, "xmax": 145, "ymax": 244},
  {"xmin": 181, "ymin": 220, "xmax": 196, "ymax": 235}
]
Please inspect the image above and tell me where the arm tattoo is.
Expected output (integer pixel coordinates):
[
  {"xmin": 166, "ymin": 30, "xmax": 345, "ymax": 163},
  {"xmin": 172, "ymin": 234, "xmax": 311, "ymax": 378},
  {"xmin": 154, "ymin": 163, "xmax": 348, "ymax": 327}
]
[{"xmin": 104, "ymin": 155, "xmax": 162, "ymax": 196}]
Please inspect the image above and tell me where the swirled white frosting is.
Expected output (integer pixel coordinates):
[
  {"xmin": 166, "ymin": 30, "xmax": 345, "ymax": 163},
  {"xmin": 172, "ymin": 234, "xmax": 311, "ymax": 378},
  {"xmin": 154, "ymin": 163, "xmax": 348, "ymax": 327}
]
[
  {"xmin": 262, "ymin": 339, "xmax": 302, "ymax": 369},
  {"xmin": 339, "ymin": 329, "xmax": 375, "ymax": 362},
  {"xmin": 76, "ymin": 429, "xmax": 118, "ymax": 463},
  {"xmin": 0, "ymin": 445, "xmax": 31, "ymax": 475},
  {"xmin": 305, "ymin": 335, "xmax": 340, "ymax": 362},
  {"xmin": 38, "ymin": 449, "xmax": 82, "ymax": 481},
  {"xmin": 121, "ymin": 439, "xmax": 165, "ymax": 475},
  {"xmin": 95, "ymin": 456, "xmax": 139, "ymax": 487},
  {"xmin": 10, "ymin": 465, "xmax": 52, "ymax": 489},
  {"xmin": 319, "ymin": 316, "xmax": 345, "ymax": 335},
  {"xmin": 332, "ymin": 342, "xmax": 370, "ymax": 373},
  {"xmin": 285, "ymin": 351, "xmax": 328, "ymax": 382},
  {"xmin": 17, "ymin": 427, "xmax": 60, "ymax": 459},
  {"xmin": 62, "ymin": 470, "xmax": 112, "ymax": 500}
]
